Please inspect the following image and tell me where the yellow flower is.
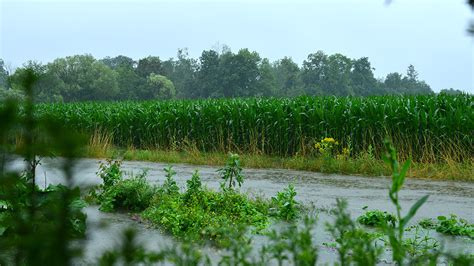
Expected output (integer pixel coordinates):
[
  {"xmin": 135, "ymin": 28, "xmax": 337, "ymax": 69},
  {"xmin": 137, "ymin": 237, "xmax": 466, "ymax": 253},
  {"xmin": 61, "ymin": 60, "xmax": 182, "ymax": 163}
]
[
  {"xmin": 314, "ymin": 143, "xmax": 321, "ymax": 149},
  {"xmin": 323, "ymin": 137, "xmax": 336, "ymax": 143}
]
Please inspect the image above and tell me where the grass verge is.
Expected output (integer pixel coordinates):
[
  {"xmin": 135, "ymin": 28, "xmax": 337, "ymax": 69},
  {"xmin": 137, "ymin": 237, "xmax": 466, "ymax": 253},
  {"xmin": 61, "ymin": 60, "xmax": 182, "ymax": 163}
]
[{"xmin": 86, "ymin": 146, "xmax": 474, "ymax": 182}]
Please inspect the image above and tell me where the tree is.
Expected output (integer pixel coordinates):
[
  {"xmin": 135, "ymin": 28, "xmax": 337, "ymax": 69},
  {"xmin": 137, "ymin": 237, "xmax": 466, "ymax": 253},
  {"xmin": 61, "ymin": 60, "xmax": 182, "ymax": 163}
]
[
  {"xmin": 9, "ymin": 61, "xmax": 62, "ymax": 102},
  {"xmin": 172, "ymin": 49, "xmax": 198, "ymax": 98},
  {"xmin": 301, "ymin": 51, "xmax": 329, "ymax": 95},
  {"xmin": 256, "ymin": 58, "xmax": 277, "ymax": 97},
  {"xmin": 142, "ymin": 73, "xmax": 176, "ymax": 100},
  {"xmin": 0, "ymin": 59, "xmax": 9, "ymax": 89},
  {"xmin": 272, "ymin": 57, "xmax": 303, "ymax": 97},
  {"xmin": 325, "ymin": 53, "xmax": 353, "ymax": 96},
  {"xmin": 100, "ymin": 56, "xmax": 143, "ymax": 100},
  {"xmin": 136, "ymin": 56, "xmax": 163, "ymax": 78},
  {"xmin": 101, "ymin": 55, "xmax": 135, "ymax": 70},
  {"xmin": 384, "ymin": 72, "xmax": 405, "ymax": 93},
  {"xmin": 406, "ymin": 64, "xmax": 418, "ymax": 81},
  {"xmin": 350, "ymin": 57, "xmax": 378, "ymax": 96},
  {"xmin": 197, "ymin": 50, "xmax": 221, "ymax": 98},
  {"xmin": 46, "ymin": 54, "xmax": 119, "ymax": 101},
  {"xmin": 219, "ymin": 49, "xmax": 261, "ymax": 97}
]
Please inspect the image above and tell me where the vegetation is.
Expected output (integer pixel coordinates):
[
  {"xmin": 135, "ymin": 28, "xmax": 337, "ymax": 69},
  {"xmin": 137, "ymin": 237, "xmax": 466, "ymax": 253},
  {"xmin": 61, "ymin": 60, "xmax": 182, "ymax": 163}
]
[
  {"xmin": 357, "ymin": 209, "xmax": 397, "ymax": 228},
  {"xmin": 90, "ymin": 158, "xmax": 302, "ymax": 247},
  {"xmin": 93, "ymin": 160, "xmax": 155, "ymax": 212},
  {"xmin": 1, "ymin": 49, "xmax": 441, "ymax": 102},
  {"xmin": 1, "ymin": 67, "xmax": 472, "ymax": 265},
  {"xmin": 419, "ymin": 215, "xmax": 474, "ymax": 238},
  {"xmin": 0, "ymin": 69, "xmax": 89, "ymax": 265},
  {"xmin": 36, "ymin": 94, "xmax": 473, "ymax": 163}
]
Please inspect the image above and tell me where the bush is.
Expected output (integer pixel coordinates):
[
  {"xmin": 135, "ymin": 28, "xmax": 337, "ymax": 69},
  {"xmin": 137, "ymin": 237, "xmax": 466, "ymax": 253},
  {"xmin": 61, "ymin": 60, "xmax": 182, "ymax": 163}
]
[
  {"xmin": 94, "ymin": 160, "xmax": 156, "ymax": 212},
  {"xmin": 270, "ymin": 184, "xmax": 299, "ymax": 220}
]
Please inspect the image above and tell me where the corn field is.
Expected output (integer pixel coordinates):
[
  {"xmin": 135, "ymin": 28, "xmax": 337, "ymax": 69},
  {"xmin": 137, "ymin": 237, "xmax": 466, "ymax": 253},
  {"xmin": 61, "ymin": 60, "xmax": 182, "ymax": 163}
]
[{"xmin": 37, "ymin": 94, "xmax": 474, "ymax": 162}]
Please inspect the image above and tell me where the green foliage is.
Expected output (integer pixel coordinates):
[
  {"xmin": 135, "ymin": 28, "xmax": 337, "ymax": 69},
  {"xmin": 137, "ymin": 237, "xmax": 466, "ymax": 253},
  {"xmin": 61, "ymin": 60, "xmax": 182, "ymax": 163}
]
[
  {"xmin": 418, "ymin": 218, "xmax": 436, "ymax": 229},
  {"xmin": 143, "ymin": 73, "xmax": 176, "ymax": 100},
  {"xmin": 418, "ymin": 215, "xmax": 473, "ymax": 238},
  {"xmin": 326, "ymin": 199, "xmax": 383, "ymax": 266},
  {"xmin": 185, "ymin": 170, "xmax": 202, "ymax": 197},
  {"xmin": 0, "ymin": 178, "xmax": 87, "ymax": 239},
  {"xmin": 436, "ymin": 215, "xmax": 474, "ymax": 238},
  {"xmin": 266, "ymin": 216, "xmax": 319, "ymax": 266},
  {"xmin": 382, "ymin": 139, "xmax": 430, "ymax": 265},
  {"xmin": 163, "ymin": 165, "xmax": 179, "ymax": 195},
  {"xmin": 0, "ymin": 68, "xmax": 89, "ymax": 265},
  {"xmin": 142, "ymin": 186, "xmax": 269, "ymax": 247},
  {"xmin": 97, "ymin": 159, "xmax": 122, "ymax": 188},
  {"xmin": 357, "ymin": 210, "xmax": 397, "ymax": 227},
  {"xmin": 270, "ymin": 184, "xmax": 299, "ymax": 220},
  {"xmin": 218, "ymin": 153, "xmax": 244, "ymax": 190},
  {"xmin": 403, "ymin": 225, "xmax": 439, "ymax": 257},
  {"xmin": 36, "ymin": 94, "xmax": 474, "ymax": 162},
  {"xmin": 95, "ymin": 160, "xmax": 155, "ymax": 212}
]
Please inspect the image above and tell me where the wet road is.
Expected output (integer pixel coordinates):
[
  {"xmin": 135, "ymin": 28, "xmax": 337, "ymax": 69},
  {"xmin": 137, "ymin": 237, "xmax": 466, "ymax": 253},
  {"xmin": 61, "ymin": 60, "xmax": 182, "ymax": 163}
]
[{"xmin": 7, "ymin": 158, "xmax": 474, "ymax": 264}]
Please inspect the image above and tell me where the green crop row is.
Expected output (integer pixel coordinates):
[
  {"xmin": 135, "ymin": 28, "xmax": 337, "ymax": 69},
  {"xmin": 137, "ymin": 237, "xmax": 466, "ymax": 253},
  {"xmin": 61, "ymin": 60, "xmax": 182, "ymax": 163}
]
[{"xmin": 36, "ymin": 94, "xmax": 473, "ymax": 162}]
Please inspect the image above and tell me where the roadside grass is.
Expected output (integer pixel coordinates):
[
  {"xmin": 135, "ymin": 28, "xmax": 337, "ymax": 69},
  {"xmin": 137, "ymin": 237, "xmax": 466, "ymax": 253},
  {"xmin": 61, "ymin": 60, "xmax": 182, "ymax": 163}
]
[{"xmin": 86, "ymin": 146, "xmax": 474, "ymax": 182}]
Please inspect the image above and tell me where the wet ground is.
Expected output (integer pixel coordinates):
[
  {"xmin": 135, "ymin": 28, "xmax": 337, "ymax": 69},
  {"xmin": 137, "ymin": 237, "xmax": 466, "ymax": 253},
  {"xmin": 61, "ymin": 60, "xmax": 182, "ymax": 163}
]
[{"xmin": 7, "ymin": 158, "xmax": 474, "ymax": 264}]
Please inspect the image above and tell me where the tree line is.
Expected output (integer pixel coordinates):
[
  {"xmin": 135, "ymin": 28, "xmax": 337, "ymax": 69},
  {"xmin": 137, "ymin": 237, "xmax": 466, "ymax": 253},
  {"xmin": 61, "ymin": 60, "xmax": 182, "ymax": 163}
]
[{"xmin": 0, "ymin": 48, "xmax": 440, "ymax": 102}]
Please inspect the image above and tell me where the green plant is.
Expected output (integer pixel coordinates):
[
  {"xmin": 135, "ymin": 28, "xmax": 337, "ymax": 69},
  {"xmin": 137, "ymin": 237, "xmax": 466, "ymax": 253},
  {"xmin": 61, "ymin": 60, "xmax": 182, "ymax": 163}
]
[
  {"xmin": 36, "ymin": 94, "xmax": 474, "ymax": 163},
  {"xmin": 270, "ymin": 184, "xmax": 299, "ymax": 220},
  {"xmin": 0, "ymin": 68, "xmax": 88, "ymax": 265},
  {"xmin": 382, "ymin": 139, "xmax": 429, "ymax": 265},
  {"xmin": 436, "ymin": 215, "xmax": 474, "ymax": 238},
  {"xmin": 266, "ymin": 216, "xmax": 318, "ymax": 266},
  {"xmin": 418, "ymin": 218, "xmax": 436, "ymax": 229},
  {"xmin": 94, "ymin": 160, "xmax": 155, "ymax": 212},
  {"xmin": 97, "ymin": 159, "xmax": 122, "ymax": 188},
  {"xmin": 357, "ymin": 209, "xmax": 397, "ymax": 227},
  {"xmin": 218, "ymin": 153, "xmax": 244, "ymax": 190},
  {"xmin": 326, "ymin": 199, "xmax": 383, "ymax": 266},
  {"xmin": 403, "ymin": 226, "xmax": 439, "ymax": 257},
  {"xmin": 142, "ymin": 172, "xmax": 270, "ymax": 247},
  {"xmin": 163, "ymin": 165, "xmax": 179, "ymax": 195}
]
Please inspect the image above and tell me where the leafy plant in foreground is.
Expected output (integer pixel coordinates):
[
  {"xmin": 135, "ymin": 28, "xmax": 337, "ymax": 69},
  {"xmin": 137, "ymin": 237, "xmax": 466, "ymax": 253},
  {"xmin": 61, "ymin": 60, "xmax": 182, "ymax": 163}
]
[
  {"xmin": 266, "ymin": 216, "xmax": 318, "ymax": 266},
  {"xmin": 326, "ymin": 199, "xmax": 383, "ymax": 266},
  {"xmin": 382, "ymin": 139, "xmax": 429, "ymax": 265},
  {"xmin": 0, "ymin": 68, "xmax": 88, "ymax": 265}
]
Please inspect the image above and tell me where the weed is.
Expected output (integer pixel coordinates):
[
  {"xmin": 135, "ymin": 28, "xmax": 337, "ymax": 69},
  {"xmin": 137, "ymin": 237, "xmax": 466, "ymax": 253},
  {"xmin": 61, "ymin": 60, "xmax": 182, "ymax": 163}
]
[
  {"xmin": 94, "ymin": 160, "xmax": 155, "ymax": 212},
  {"xmin": 218, "ymin": 153, "xmax": 244, "ymax": 190},
  {"xmin": 357, "ymin": 209, "xmax": 397, "ymax": 228},
  {"xmin": 382, "ymin": 139, "xmax": 430, "ymax": 265},
  {"xmin": 418, "ymin": 218, "xmax": 436, "ymax": 229},
  {"xmin": 270, "ymin": 184, "xmax": 299, "ymax": 221},
  {"xmin": 326, "ymin": 199, "xmax": 383, "ymax": 266},
  {"xmin": 436, "ymin": 215, "xmax": 474, "ymax": 238},
  {"xmin": 266, "ymin": 216, "xmax": 318, "ymax": 266},
  {"xmin": 163, "ymin": 165, "xmax": 179, "ymax": 195}
]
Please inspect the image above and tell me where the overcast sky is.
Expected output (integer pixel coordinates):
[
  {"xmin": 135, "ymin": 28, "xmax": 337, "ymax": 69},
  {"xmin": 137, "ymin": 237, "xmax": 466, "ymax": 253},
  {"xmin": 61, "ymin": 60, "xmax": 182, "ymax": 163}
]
[{"xmin": 1, "ymin": 0, "xmax": 473, "ymax": 92}]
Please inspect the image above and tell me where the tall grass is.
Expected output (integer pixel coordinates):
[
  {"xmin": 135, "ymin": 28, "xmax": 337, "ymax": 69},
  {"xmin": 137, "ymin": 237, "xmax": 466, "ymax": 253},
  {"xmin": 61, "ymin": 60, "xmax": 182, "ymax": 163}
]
[{"xmin": 37, "ymin": 94, "xmax": 473, "ymax": 162}]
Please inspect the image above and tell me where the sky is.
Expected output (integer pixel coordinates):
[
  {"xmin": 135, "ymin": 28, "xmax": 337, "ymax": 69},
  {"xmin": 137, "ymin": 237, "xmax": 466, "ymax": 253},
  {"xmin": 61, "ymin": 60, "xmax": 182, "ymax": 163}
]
[{"xmin": 1, "ymin": 0, "xmax": 473, "ymax": 93}]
